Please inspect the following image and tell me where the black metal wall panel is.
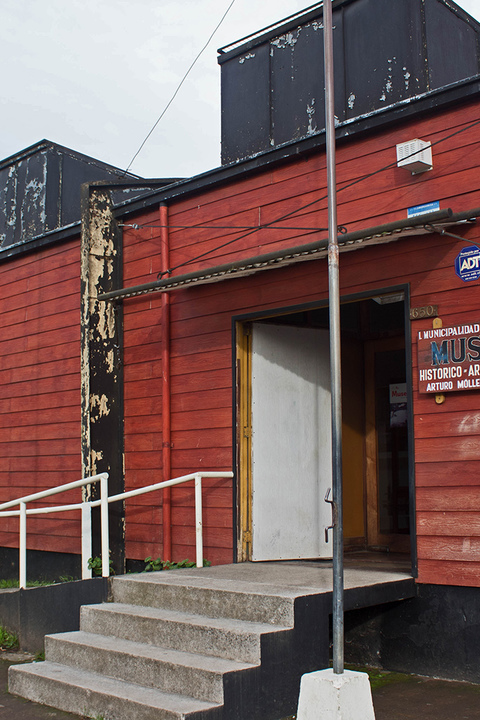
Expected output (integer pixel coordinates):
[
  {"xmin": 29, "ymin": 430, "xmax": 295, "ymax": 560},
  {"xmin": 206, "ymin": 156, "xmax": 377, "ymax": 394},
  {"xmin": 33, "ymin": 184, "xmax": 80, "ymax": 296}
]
[
  {"xmin": 0, "ymin": 142, "xmax": 148, "ymax": 253},
  {"xmin": 0, "ymin": 166, "xmax": 17, "ymax": 250},
  {"xmin": 271, "ymin": 22, "xmax": 325, "ymax": 146},
  {"xmin": 424, "ymin": 0, "xmax": 480, "ymax": 89},
  {"xmin": 271, "ymin": 17, "xmax": 346, "ymax": 145},
  {"xmin": 221, "ymin": 42, "xmax": 271, "ymax": 164},
  {"xmin": 219, "ymin": 0, "xmax": 480, "ymax": 165},
  {"xmin": 342, "ymin": 0, "xmax": 425, "ymax": 118},
  {"xmin": 61, "ymin": 153, "xmax": 123, "ymax": 227},
  {"xmin": 16, "ymin": 153, "xmax": 48, "ymax": 244},
  {"xmin": 45, "ymin": 150, "xmax": 62, "ymax": 233}
]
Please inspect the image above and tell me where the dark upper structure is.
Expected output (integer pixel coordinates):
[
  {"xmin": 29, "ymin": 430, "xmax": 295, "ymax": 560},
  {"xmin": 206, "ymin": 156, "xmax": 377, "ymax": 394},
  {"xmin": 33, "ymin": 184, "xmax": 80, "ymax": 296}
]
[
  {"xmin": 0, "ymin": 141, "xmax": 140, "ymax": 253},
  {"xmin": 0, "ymin": 140, "xmax": 181, "ymax": 259},
  {"xmin": 218, "ymin": 0, "xmax": 480, "ymax": 164}
]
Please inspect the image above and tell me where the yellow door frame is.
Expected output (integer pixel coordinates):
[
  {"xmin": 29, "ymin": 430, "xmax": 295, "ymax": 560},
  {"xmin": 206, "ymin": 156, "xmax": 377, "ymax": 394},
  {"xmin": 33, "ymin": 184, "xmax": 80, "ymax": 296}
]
[{"xmin": 235, "ymin": 321, "xmax": 252, "ymax": 561}]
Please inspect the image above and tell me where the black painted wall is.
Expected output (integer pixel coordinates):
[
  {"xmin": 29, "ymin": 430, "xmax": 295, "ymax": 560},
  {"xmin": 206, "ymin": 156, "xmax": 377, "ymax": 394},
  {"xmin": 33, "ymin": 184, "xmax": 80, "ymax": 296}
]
[{"xmin": 344, "ymin": 584, "xmax": 480, "ymax": 683}]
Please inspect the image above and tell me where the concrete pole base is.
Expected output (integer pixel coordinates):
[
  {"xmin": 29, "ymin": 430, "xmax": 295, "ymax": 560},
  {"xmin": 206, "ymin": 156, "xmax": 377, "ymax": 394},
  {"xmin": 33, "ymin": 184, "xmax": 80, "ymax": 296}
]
[{"xmin": 296, "ymin": 668, "xmax": 376, "ymax": 720}]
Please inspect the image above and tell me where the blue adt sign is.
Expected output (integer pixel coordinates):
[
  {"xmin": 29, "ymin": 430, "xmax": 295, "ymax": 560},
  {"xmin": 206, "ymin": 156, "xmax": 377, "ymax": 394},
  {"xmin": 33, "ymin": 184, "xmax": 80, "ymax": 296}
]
[{"xmin": 455, "ymin": 246, "xmax": 480, "ymax": 282}]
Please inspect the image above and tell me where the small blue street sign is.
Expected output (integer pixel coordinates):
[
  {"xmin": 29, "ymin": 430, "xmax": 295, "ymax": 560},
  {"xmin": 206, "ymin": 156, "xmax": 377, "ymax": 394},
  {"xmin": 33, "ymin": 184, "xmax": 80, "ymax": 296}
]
[
  {"xmin": 455, "ymin": 246, "xmax": 480, "ymax": 282},
  {"xmin": 407, "ymin": 201, "xmax": 440, "ymax": 218}
]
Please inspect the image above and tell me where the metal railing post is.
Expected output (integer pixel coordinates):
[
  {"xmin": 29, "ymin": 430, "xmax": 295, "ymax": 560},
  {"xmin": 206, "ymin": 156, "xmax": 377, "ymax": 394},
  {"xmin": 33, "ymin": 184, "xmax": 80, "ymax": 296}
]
[
  {"xmin": 81, "ymin": 502, "xmax": 92, "ymax": 579},
  {"xmin": 100, "ymin": 473, "xmax": 110, "ymax": 577},
  {"xmin": 195, "ymin": 474, "xmax": 203, "ymax": 568},
  {"xmin": 19, "ymin": 502, "xmax": 27, "ymax": 589}
]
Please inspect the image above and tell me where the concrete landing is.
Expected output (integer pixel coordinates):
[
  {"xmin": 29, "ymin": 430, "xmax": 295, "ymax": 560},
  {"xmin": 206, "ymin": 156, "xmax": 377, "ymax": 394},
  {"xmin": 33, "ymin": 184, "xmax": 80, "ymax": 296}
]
[{"xmin": 122, "ymin": 559, "xmax": 415, "ymax": 607}]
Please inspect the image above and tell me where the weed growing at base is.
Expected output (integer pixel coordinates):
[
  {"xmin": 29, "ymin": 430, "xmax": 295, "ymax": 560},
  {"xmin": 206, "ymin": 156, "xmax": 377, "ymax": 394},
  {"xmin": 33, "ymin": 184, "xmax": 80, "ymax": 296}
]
[
  {"xmin": 0, "ymin": 625, "xmax": 18, "ymax": 650},
  {"xmin": 143, "ymin": 557, "xmax": 212, "ymax": 572}
]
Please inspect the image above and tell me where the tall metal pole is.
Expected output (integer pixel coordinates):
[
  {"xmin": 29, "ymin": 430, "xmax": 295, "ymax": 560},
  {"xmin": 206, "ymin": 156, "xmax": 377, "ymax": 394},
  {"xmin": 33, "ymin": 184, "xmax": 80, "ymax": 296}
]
[{"xmin": 324, "ymin": 0, "xmax": 344, "ymax": 674}]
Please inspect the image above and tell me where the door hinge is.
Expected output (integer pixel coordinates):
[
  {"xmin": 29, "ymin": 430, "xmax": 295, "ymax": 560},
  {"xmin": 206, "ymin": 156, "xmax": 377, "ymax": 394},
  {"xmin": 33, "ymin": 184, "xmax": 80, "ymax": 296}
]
[
  {"xmin": 243, "ymin": 530, "xmax": 252, "ymax": 543},
  {"xmin": 243, "ymin": 426, "xmax": 252, "ymax": 438}
]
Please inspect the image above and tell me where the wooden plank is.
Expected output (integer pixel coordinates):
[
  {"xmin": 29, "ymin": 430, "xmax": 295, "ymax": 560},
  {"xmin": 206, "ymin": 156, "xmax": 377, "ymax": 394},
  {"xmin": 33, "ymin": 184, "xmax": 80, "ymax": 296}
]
[
  {"xmin": 415, "ymin": 436, "xmax": 480, "ymax": 463},
  {"xmin": 0, "ymin": 389, "xmax": 79, "ymax": 414},
  {"xmin": 171, "ymin": 314, "xmax": 232, "ymax": 341},
  {"xmin": 414, "ymin": 391, "xmax": 480, "ymax": 417},
  {"xmin": 171, "ymin": 351, "xmax": 231, "ymax": 377},
  {"xmin": 172, "ymin": 525, "xmax": 233, "ymax": 546},
  {"xmin": 415, "ymin": 461, "xmax": 480, "ymax": 486},
  {"xmin": 417, "ymin": 559, "xmax": 480, "ymax": 587},
  {"xmin": 124, "ymin": 342, "xmax": 162, "ymax": 365},
  {"xmin": 1, "ymin": 375, "xmax": 80, "ymax": 400},
  {"xmin": 417, "ymin": 536, "xmax": 480, "ymax": 562},
  {"xmin": 170, "ymin": 427, "xmax": 232, "ymax": 449},
  {"xmin": 417, "ymin": 511, "xmax": 480, "ymax": 536},
  {"xmin": 171, "ymin": 369, "xmax": 232, "ymax": 396},
  {"xmin": 1, "ymin": 456, "xmax": 81, "ymax": 473},
  {"xmin": 124, "ymin": 469, "xmax": 164, "ymax": 489},
  {"xmin": 123, "ymin": 360, "xmax": 162, "ymax": 383},
  {"xmin": 0, "ymin": 324, "xmax": 79, "ymax": 359},
  {"xmin": 0, "ymin": 471, "xmax": 82, "ymax": 489},
  {"xmin": 168, "ymin": 448, "xmax": 232, "ymax": 469},
  {"xmin": 123, "ymin": 306, "xmax": 163, "ymax": 333},
  {"xmin": 124, "ymin": 451, "xmax": 163, "ymax": 470},
  {"xmin": 416, "ymin": 487, "xmax": 480, "ymax": 512},
  {"xmin": 0, "ymin": 438, "xmax": 80, "ymax": 458},
  {"xmin": 1, "ymin": 258, "xmax": 79, "ymax": 298},
  {"xmin": 1, "ymin": 295, "xmax": 79, "ymax": 336},
  {"xmin": 1, "ymin": 422, "xmax": 80, "ymax": 443},
  {"xmin": 0, "ymin": 239, "xmax": 79, "ymax": 283},
  {"xmin": 1, "ymin": 278, "xmax": 79, "ymax": 315},
  {"xmin": 0, "ymin": 406, "xmax": 80, "ymax": 427},
  {"xmin": 124, "ymin": 433, "xmax": 164, "ymax": 453},
  {"xmin": 172, "ymin": 408, "xmax": 231, "ymax": 431},
  {"xmin": 415, "ymin": 411, "xmax": 480, "ymax": 439}
]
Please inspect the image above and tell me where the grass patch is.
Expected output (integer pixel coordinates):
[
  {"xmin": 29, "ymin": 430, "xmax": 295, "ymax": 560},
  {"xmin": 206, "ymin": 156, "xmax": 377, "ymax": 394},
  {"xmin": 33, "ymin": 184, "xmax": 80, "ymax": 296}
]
[
  {"xmin": 0, "ymin": 576, "xmax": 78, "ymax": 589},
  {"xmin": 0, "ymin": 625, "xmax": 19, "ymax": 650}
]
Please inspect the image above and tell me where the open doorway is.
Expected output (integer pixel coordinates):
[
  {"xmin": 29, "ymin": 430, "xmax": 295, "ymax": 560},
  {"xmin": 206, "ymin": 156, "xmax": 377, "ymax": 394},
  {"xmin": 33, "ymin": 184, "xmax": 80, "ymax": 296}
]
[{"xmin": 236, "ymin": 291, "xmax": 411, "ymax": 562}]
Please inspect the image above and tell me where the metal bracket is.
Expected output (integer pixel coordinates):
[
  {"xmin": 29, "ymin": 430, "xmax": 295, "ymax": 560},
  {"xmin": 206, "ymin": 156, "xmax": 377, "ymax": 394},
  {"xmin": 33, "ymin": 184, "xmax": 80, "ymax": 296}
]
[
  {"xmin": 424, "ymin": 224, "xmax": 479, "ymax": 246},
  {"xmin": 324, "ymin": 487, "xmax": 337, "ymax": 543}
]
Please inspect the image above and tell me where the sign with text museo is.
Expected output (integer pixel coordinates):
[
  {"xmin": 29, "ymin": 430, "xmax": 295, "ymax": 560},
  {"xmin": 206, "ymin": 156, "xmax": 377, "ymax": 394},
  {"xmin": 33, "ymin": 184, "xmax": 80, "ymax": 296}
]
[{"xmin": 417, "ymin": 323, "xmax": 480, "ymax": 393}]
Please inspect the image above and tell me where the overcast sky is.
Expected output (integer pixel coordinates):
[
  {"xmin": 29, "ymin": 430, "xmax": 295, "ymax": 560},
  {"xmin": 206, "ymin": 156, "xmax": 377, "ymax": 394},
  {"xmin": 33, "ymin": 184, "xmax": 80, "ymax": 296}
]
[{"xmin": 1, "ymin": 0, "xmax": 479, "ymax": 179}]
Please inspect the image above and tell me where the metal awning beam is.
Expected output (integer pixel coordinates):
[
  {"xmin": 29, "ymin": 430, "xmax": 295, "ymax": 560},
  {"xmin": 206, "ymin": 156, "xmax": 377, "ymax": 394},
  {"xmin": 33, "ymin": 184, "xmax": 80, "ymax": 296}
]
[{"xmin": 99, "ymin": 208, "xmax": 479, "ymax": 302}]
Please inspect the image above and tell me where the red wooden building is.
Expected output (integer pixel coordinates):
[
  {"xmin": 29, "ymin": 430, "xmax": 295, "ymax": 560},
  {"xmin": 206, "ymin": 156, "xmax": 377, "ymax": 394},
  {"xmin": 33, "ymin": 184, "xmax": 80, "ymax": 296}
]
[{"xmin": 1, "ymin": 0, "xmax": 480, "ymax": 679}]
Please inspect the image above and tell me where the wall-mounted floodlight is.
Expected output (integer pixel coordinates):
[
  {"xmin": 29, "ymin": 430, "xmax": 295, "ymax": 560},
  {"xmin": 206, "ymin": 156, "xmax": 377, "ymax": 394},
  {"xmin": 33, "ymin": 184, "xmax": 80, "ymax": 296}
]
[{"xmin": 396, "ymin": 139, "xmax": 433, "ymax": 174}]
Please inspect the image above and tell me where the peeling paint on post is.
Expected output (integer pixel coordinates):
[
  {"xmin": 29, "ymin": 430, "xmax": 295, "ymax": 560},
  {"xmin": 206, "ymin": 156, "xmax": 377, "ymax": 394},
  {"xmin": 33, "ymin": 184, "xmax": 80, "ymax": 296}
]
[{"xmin": 81, "ymin": 183, "xmax": 125, "ymax": 574}]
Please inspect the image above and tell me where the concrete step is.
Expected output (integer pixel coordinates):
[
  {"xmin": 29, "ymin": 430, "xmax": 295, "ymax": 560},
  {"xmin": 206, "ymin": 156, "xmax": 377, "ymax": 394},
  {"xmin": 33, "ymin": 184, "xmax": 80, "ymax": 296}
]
[
  {"xmin": 45, "ymin": 630, "xmax": 257, "ymax": 703},
  {"xmin": 111, "ymin": 572, "xmax": 296, "ymax": 625},
  {"xmin": 8, "ymin": 661, "xmax": 223, "ymax": 720},
  {"xmin": 80, "ymin": 601, "xmax": 291, "ymax": 663}
]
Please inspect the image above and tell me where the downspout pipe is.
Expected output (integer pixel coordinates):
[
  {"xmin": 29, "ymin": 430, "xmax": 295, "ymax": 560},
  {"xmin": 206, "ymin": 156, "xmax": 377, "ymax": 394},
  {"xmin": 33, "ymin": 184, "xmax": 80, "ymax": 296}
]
[{"xmin": 160, "ymin": 203, "xmax": 173, "ymax": 561}]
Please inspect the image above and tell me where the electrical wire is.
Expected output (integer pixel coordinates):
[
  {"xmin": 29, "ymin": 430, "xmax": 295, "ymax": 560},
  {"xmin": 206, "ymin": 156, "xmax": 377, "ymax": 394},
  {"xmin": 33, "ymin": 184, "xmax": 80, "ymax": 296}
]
[
  {"xmin": 121, "ymin": 223, "xmax": 330, "ymax": 231},
  {"xmin": 122, "ymin": 0, "xmax": 237, "ymax": 177},
  {"xmin": 153, "ymin": 115, "xmax": 480, "ymax": 276}
]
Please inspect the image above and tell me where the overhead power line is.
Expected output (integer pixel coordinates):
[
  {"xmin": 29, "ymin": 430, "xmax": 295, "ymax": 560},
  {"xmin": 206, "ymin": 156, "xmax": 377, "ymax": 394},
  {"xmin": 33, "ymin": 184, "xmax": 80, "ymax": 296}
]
[{"xmin": 123, "ymin": 0, "xmax": 237, "ymax": 176}]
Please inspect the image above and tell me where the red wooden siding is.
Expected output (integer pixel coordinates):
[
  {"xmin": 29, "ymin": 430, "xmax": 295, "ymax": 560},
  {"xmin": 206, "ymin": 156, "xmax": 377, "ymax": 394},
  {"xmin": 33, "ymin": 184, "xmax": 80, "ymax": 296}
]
[
  {"xmin": 120, "ymin": 99, "xmax": 480, "ymax": 580},
  {"xmin": 0, "ymin": 239, "xmax": 82, "ymax": 555}
]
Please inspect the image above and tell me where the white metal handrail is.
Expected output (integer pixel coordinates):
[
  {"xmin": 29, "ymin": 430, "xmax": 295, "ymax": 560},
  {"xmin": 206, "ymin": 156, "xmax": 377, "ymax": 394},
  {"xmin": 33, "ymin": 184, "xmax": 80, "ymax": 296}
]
[
  {"xmin": 0, "ymin": 471, "xmax": 233, "ymax": 588},
  {"xmin": 0, "ymin": 474, "xmax": 109, "ymax": 588}
]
